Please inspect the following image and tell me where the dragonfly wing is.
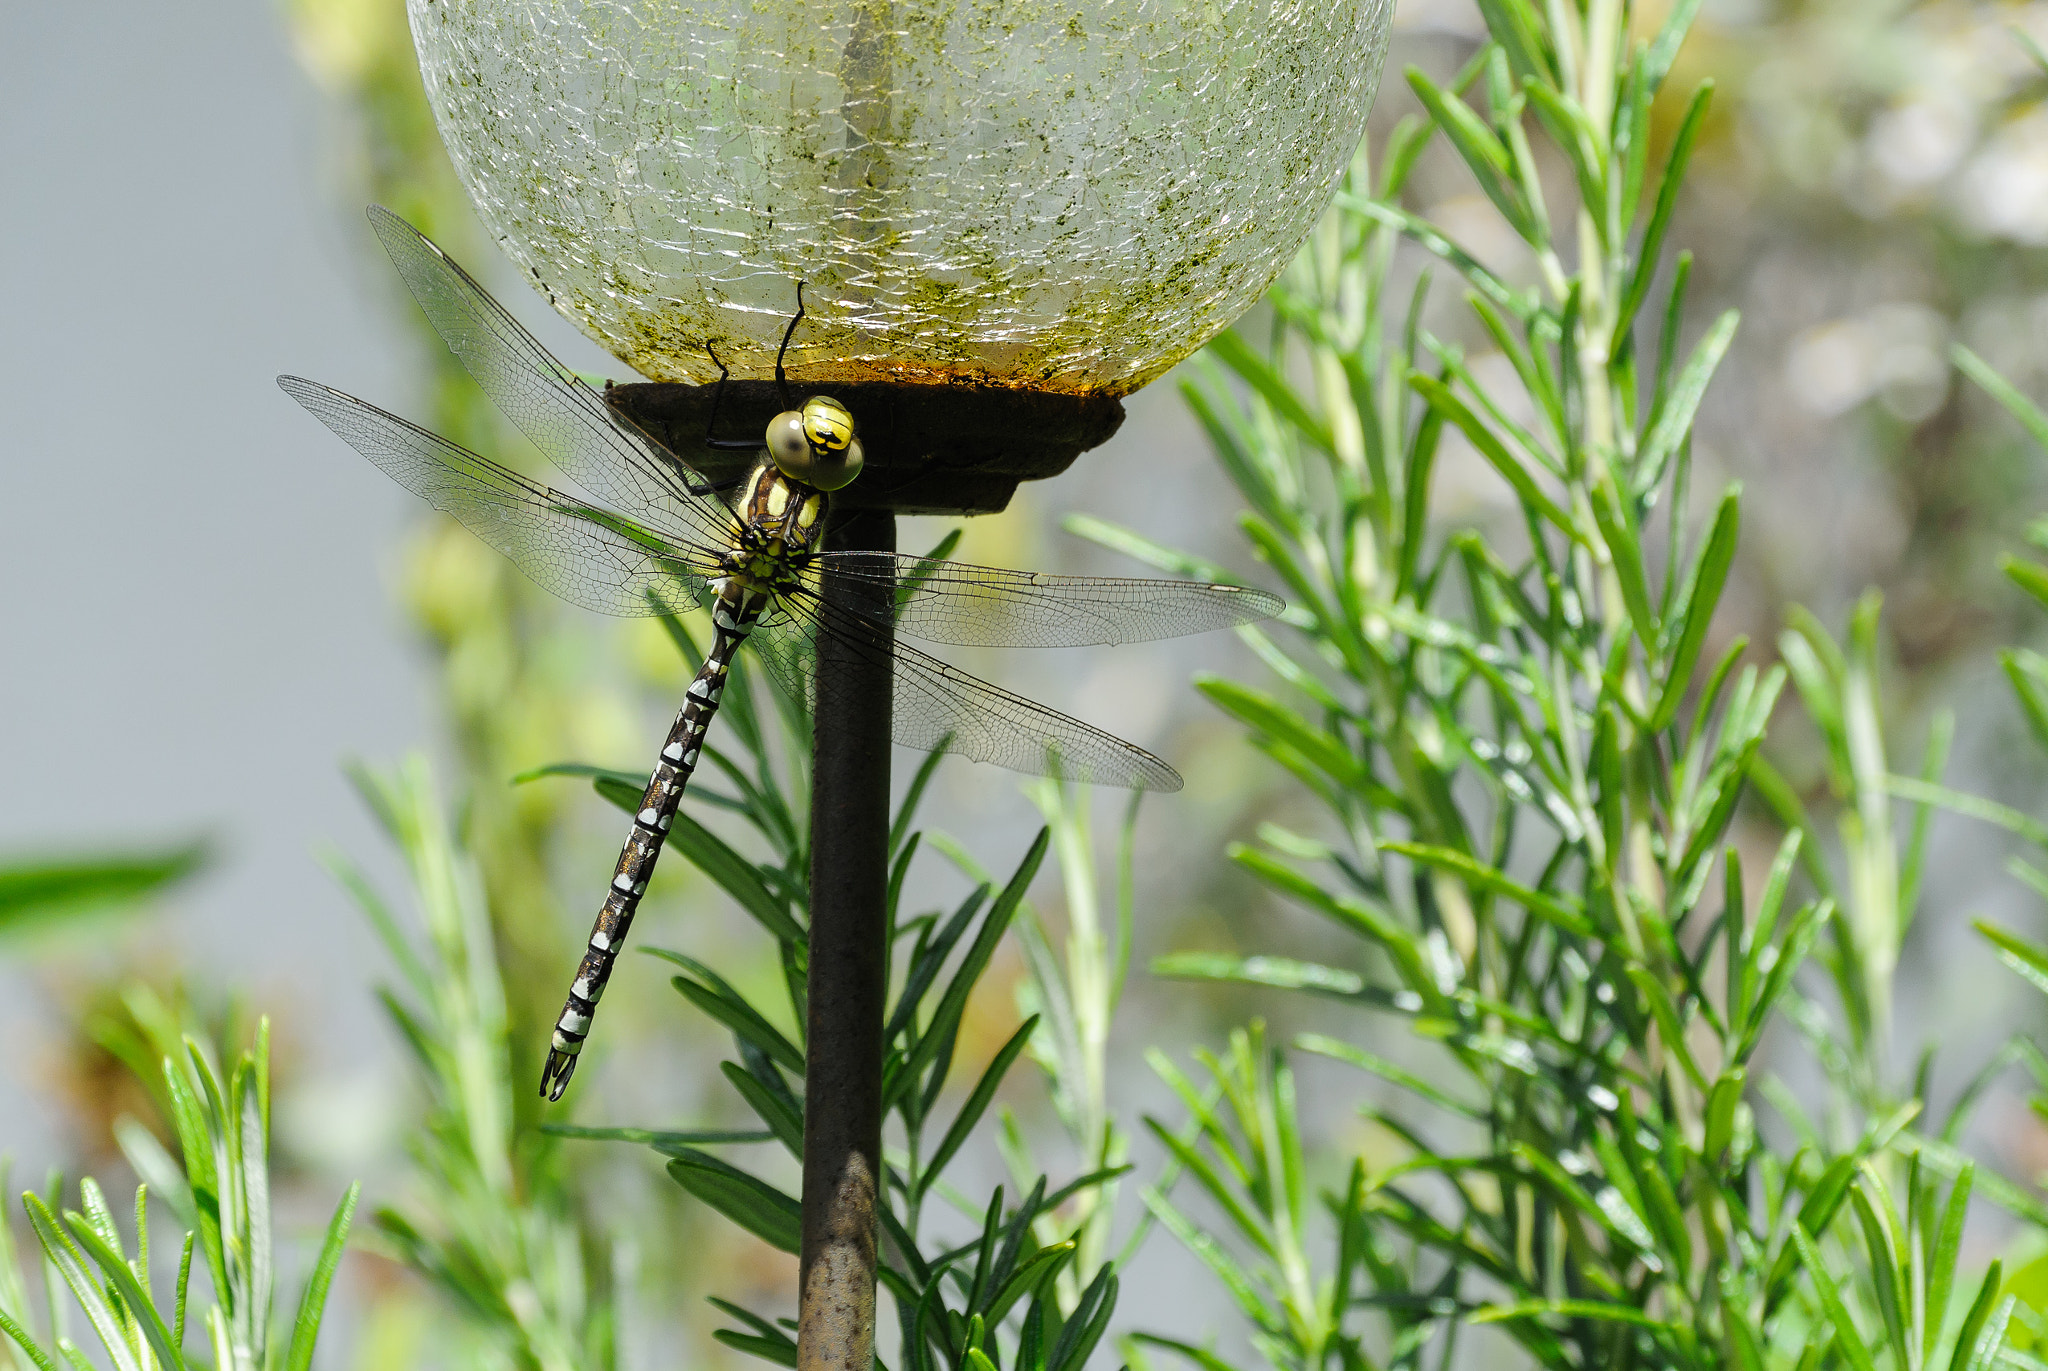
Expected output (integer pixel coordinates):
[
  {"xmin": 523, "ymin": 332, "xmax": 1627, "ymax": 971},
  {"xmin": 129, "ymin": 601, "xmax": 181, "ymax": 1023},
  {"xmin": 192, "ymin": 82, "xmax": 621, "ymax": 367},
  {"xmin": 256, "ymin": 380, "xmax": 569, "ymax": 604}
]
[
  {"xmin": 280, "ymin": 377, "xmax": 713, "ymax": 617},
  {"xmin": 807, "ymin": 552, "xmax": 1283, "ymax": 648},
  {"xmin": 752, "ymin": 595, "xmax": 1184, "ymax": 792},
  {"xmin": 366, "ymin": 206, "xmax": 741, "ymax": 552}
]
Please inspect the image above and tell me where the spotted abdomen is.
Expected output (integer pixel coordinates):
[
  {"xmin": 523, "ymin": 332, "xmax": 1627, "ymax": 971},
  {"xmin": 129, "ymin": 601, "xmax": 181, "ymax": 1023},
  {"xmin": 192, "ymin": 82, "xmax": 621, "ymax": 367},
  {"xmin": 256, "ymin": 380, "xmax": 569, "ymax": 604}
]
[{"xmin": 538, "ymin": 577, "xmax": 763, "ymax": 1100}]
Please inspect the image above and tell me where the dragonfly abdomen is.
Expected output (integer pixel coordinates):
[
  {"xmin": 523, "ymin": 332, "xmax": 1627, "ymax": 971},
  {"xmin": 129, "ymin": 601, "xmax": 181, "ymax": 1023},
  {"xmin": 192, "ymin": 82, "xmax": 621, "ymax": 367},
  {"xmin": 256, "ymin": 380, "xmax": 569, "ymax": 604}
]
[{"xmin": 541, "ymin": 576, "xmax": 768, "ymax": 1100}]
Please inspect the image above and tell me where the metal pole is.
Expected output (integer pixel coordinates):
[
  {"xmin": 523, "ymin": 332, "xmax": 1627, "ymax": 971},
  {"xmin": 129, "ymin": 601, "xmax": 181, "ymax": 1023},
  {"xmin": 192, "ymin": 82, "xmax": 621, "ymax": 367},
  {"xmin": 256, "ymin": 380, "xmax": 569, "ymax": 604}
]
[{"xmin": 799, "ymin": 505, "xmax": 895, "ymax": 1370}]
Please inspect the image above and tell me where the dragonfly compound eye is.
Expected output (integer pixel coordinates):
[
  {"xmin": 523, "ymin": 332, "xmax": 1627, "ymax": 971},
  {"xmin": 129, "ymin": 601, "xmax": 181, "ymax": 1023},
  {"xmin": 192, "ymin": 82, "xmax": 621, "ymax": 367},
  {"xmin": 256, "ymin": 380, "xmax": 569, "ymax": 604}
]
[
  {"xmin": 802, "ymin": 397, "xmax": 861, "ymax": 489},
  {"xmin": 766, "ymin": 411, "xmax": 811, "ymax": 478},
  {"xmin": 810, "ymin": 434, "xmax": 864, "ymax": 492},
  {"xmin": 765, "ymin": 396, "xmax": 863, "ymax": 490}
]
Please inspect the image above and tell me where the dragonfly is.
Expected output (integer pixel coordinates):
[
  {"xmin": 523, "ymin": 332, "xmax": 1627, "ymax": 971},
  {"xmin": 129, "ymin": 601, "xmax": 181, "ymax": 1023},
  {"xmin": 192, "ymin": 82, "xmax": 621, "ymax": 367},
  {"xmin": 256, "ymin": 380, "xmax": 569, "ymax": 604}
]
[{"xmin": 280, "ymin": 207, "xmax": 1283, "ymax": 1100}]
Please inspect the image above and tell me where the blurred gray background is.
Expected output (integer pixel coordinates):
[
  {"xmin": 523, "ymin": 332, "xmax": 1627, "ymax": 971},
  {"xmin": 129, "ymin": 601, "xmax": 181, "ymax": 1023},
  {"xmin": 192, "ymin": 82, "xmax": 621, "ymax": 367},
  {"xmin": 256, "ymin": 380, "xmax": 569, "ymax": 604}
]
[{"xmin": 0, "ymin": 0, "xmax": 429, "ymax": 1168}]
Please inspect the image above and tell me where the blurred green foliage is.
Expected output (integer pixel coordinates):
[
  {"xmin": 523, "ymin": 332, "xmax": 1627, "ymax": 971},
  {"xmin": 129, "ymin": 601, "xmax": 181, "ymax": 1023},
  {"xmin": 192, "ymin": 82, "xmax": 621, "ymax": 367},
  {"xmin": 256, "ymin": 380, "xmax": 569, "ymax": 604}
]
[
  {"xmin": 1678, "ymin": 0, "xmax": 2048, "ymax": 666},
  {"xmin": 284, "ymin": 0, "xmax": 597, "ymax": 1109},
  {"xmin": 0, "ymin": 847, "xmax": 203, "ymax": 942},
  {"xmin": 334, "ymin": 761, "xmax": 612, "ymax": 1371}
]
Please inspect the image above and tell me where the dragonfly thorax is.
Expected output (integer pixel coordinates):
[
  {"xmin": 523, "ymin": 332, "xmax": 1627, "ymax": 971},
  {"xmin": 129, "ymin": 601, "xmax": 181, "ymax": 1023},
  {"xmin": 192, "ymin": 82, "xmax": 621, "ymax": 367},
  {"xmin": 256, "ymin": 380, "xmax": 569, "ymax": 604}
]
[
  {"xmin": 766, "ymin": 395, "xmax": 864, "ymax": 491},
  {"xmin": 722, "ymin": 461, "xmax": 828, "ymax": 592}
]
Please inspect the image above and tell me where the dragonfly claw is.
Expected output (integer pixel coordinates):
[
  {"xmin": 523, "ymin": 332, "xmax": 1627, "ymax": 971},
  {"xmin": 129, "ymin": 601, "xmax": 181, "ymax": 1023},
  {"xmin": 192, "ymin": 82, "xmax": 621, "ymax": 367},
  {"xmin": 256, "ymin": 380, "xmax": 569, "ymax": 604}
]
[{"xmin": 540, "ymin": 1048, "xmax": 579, "ymax": 1101}]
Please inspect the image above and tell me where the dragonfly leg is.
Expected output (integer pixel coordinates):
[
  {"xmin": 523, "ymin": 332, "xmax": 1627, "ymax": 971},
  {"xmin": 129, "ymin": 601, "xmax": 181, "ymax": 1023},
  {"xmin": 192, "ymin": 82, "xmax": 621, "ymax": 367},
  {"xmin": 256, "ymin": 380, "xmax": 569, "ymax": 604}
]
[
  {"xmin": 680, "ymin": 471, "xmax": 748, "ymax": 499},
  {"xmin": 702, "ymin": 342, "xmax": 763, "ymax": 455},
  {"xmin": 775, "ymin": 281, "xmax": 806, "ymax": 409},
  {"xmin": 700, "ymin": 288, "xmax": 806, "ymax": 461}
]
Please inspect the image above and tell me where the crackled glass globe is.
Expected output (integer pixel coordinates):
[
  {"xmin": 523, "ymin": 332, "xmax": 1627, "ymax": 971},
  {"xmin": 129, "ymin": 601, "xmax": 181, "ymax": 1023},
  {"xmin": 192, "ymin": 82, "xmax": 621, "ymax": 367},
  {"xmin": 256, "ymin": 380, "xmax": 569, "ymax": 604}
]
[{"xmin": 408, "ymin": 0, "xmax": 1393, "ymax": 395}]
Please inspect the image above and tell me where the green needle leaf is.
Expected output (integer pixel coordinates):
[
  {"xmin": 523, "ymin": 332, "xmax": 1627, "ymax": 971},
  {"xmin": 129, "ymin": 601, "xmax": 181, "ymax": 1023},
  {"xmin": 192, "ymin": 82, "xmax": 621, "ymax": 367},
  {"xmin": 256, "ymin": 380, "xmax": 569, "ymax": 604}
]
[
  {"xmin": 1650, "ymin": 485, "xmax": 1740, "ymax": 730},
  {"xmin": 918, "ymin": 1018, "xmax": 1038, "ymax": 1198},
  {"xmin": 1409, "ymin": 374, "xmax": 1578, "ymax": 538},
  {"xmin": 282, "ymin": 1182, "xmax": 359, "ymax": 1371},
  {"xmin": 667, "ymin": 1151, "xmax": 801, "ymax": 1254},
  {"xmin": 1790, "ymin": 1224, "xmax": 1879, "ymax": 1371}
]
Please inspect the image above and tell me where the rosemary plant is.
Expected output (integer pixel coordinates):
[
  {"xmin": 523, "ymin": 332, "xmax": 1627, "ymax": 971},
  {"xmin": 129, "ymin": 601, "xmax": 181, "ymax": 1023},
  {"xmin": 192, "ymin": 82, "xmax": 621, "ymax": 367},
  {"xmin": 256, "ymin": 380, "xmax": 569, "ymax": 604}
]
[
  {"xmin": 333, "ymin": 761, "xmax": 614, "ymax": 1371},
  {"xmin": 0, "ymin": 848, "xmax": 203, "ymax": 940},
  {"xmin": 0, "ymin": 994, "xmax": 356, "ymax": 1371},
  {"xmin": 1067, "ymin": 1, "xmax": 2022, "ymax": 1367}
]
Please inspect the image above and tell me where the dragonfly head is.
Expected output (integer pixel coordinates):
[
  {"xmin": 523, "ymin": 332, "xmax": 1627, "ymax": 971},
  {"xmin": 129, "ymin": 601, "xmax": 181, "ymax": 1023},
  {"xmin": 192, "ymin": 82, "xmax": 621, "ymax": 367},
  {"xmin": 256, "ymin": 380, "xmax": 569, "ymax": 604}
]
[{"xmin": 767, "ymin": 396, "xmax": 864, "ymax": 492}]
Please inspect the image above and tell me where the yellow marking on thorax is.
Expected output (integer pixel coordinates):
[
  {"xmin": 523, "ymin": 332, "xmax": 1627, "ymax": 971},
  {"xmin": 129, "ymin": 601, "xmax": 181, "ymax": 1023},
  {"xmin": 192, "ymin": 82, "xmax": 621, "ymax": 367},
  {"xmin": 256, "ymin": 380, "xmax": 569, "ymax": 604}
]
[
  {"xmin": 740, "ymin": 466, "xmax": 771, "ymax": 517},
  {"xmin": 725, "ymin": 463, "xmax": 827, "ymax": 596}
]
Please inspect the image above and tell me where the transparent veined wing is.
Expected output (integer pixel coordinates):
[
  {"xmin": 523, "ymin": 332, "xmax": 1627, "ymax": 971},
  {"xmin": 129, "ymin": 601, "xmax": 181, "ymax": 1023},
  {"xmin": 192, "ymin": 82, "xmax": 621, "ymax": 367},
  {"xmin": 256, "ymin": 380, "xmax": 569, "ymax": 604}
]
[
  {"xmin": 749, "ymin": 593, "xmax": 1184, "ymax": 792},
  {"xmin": 805, "ymin": 552, "xmax": 1283, "ymax": 648},
  {"xmin": 366, "ymin": 206, "xmax": 742, "ymax": 552},
  {"xmin": 279, "ymin": 377, "xmax": 715, "ymax": 618}
]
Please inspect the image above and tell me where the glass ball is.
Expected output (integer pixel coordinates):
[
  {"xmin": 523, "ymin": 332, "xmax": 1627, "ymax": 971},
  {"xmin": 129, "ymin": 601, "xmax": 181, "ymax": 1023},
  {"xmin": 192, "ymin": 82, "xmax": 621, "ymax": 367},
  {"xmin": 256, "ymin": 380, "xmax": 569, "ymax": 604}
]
[{"xmin": 408, "ymin": 0, "xmax": 1394, "ymax": 395}]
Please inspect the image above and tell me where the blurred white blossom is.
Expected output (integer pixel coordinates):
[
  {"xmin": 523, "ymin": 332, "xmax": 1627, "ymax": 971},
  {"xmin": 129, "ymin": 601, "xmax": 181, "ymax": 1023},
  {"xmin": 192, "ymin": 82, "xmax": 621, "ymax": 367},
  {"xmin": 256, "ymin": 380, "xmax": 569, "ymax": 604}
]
[
  {"xmin": 1868, "ymin": 92, "xmax": 1975, "ymax": 191},
  {"xmin": 1961, "ymin": 107, "xmax": 2048, "ymax": 242},
  {"xmin": 1785, "ymin": 303, "xmax": 1951, "ymax": 421}
]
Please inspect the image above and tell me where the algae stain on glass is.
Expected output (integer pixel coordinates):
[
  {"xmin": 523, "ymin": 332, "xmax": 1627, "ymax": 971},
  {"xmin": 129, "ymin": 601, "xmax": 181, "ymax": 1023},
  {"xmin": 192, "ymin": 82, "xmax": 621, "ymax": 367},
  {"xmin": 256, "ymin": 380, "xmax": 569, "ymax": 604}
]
[{"xmin": 405, "ymin": 0, "xmax": 1394, "ymax": 391}]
